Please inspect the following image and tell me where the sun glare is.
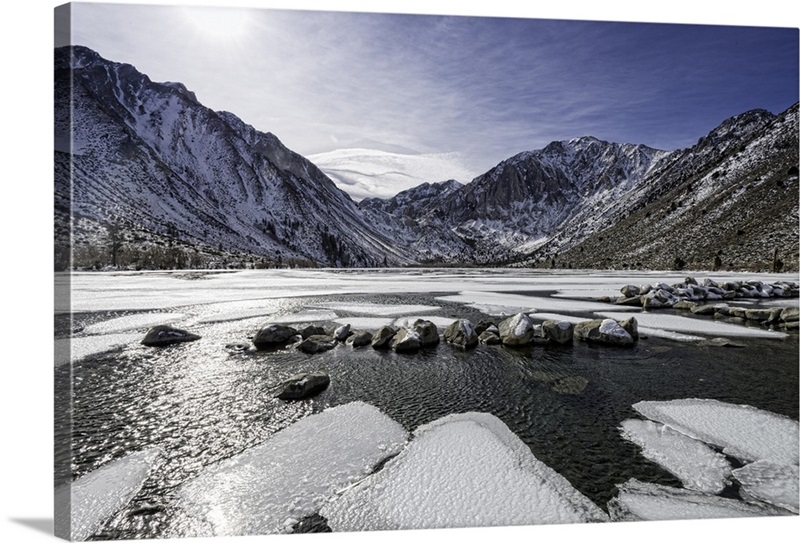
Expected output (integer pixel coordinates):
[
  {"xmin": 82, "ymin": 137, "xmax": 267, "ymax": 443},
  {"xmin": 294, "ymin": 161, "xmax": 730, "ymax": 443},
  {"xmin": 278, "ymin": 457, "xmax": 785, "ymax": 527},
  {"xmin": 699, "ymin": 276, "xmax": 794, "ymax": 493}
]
[{"xmin": 184, "ymin": 7, "xmax": 251, "ymax": 42}]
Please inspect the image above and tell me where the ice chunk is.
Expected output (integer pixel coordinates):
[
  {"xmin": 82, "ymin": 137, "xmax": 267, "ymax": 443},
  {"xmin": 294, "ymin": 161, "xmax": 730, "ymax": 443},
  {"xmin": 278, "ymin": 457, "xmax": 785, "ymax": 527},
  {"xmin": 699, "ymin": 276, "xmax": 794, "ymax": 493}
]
[
  {"xmin": 82, "ymin": 313, "xmax": 185, "ymax": 334},
  {"xmin": 620, "ymin": 419, "xmax": 731, "ymax": 494},
  {"xmin": 55, "ymin": 334, "xmax": 141, "ymax": 366},
  {"xmin": 733, "ymin": 461, "xmax": 799, "ymax": 513},
  {"xmin": 608, "ymin": 479, "xmax": 789, "ymax": 521},
  {"xmin": 177, "ymin": 402, "xmax": 408, "ymax": 536},
  {"xmin": 55, "ymin": 448, "xmax": 163, "ymax": 541},
  {"xmin": 313, "ymin": 302, "xmax": 441, "ymax": 316},
  {"xmin": 266, "ymin": 310, "xmax": 339, "ymax": 324},
  {"xmin": 637, "ymin": 327, "xmax": 705, "ymax": 342},
  {"xmin": 320, "ymin": 412, "xmax": 608, "ymax": 531},
  {"xmin": 633, "ymin": 399, "xmax": 799, "ymax": 465},
  {"xmin": 596, "ymin": 311, "xmax": 788, "ymax": 339}
]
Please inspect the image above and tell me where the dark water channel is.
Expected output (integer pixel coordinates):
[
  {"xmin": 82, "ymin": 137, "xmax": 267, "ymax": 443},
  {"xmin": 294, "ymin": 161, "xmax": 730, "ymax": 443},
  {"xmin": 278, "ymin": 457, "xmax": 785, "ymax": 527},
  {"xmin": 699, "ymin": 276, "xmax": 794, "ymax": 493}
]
[{"xmin": 54, "ymin": 292, "xmax": 799, "ymax": 539}]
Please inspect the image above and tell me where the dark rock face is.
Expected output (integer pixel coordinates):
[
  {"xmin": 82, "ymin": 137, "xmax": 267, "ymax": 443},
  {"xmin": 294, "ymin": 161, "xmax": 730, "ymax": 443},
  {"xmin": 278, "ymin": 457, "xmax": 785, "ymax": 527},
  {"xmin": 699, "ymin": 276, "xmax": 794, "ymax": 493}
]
[
  {"xmin": 443, "ymin": 319, "xmax": 479, "ymax": 349},
  {"xmin": 574, "ymin": 319, "xmax": 635, "ymax": 346},
  {"xmin": 619, "ymin": 317, "xmax": 639, "ymax": 341},
  {"xmin": 541, "ymin": 320, "xmax": 575, "ymax": 345},
  {"xmin": 371, "ymin": 326, "xmax": 397, "ymax": 349},
  {"xmin": 141, "ymin": 325, "xmax": 200, "ymax": 347},
  {"xmin": 253, "ymin": 324, "xmax": 298, "ymax": 349},
  {"xmin": 781, "ymin": 307, "xmax": 799, "ymax": 322},
  {"xmin": 478, "ymin": 330, "xmax": 502, "ymax": 345},
  {"xmin": 297, "ymin": 335, "xmax": 336, "ymax": 354},
  {"xmin": 391, "ymin": 328, "xmax": 421, "ymax": 352},
  {"xmin": 498, "ymin": 313, "xmax": 535, "ymax": 346},
  {"xmin": 300, "ymin": 325, "xmax": 326, "ymax": 339},
  {"xmin": 346, "ymin": 330, "xmax": 373, "ymax": 347},
  {"xmin": 474, "ymin": 320, "xmax": 497, "ymax": 335},
  {"xmin": 276, "ymin": 372, "xmax": 330, "ymax": 400},
  {"xmin": 413, "ymin": 319, "xmax": 440, "ymax": 347}
]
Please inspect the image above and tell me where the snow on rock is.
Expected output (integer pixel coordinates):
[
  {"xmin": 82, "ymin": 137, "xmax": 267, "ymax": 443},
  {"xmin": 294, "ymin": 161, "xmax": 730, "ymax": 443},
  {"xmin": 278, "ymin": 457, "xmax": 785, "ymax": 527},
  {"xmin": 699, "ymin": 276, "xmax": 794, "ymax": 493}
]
[
  {"xmin": 55, "ymin": 334, "xmax": 141, "ymax": 366},
  {"xmin": 55, "ymin": 447, "xmax": 163, "ymax": 541},
  {"xmin": 633, "ymin": 399, "xmax": 799, "ymax": 465},
  {"xmin": 320, "ymin": 412, "xmax": 608, "ymax": 531},
  {"xmin": 83, "ymin": 313, "xmax": 186, "ymax": 334},
  {"xmin": 619, "ymin": 419, "xmax": 731, "ymax": 494},
  {"xmin": 177, "ymin": 402, "xmax": 408, "ymax": 536},
  {"xmin": 596, "ymin": 311, "xmax": 789, "ymax": 339},
  {"xmin": 608, "ymin": 479, "xmax": 790, "ymax": 521},
  {"xmin": 733, "ymin": 461, "xmax": 800, "ymax": 513}
]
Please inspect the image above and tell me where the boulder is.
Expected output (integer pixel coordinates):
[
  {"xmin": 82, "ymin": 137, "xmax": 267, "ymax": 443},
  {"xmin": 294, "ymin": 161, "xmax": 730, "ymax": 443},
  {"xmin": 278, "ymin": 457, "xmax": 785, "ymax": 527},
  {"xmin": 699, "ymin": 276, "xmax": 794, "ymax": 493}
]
[
  {"xmin": 413, "ymin": 319, "xmax": 440, "ymax": 347},
  {"xmin": 297, "ymin": 335, "xmax": 336, "ymax": 354},
  {"xmin": 541, "ymin": 320, "xmax": 574, "ymax": 345},
  {"xmin": 673, "ymin": 300, "xmax": 698, "ymax": 310},
  {"xmin": 684, "ymin": 277, "xmax": 699, "ymax": 286},
  {"xmin": 253, "ymin": 324, "xmax": 298, "ymax": 349},
  {"xmin": 474, "ymin": 319, "xmax": 497, "ymax": 335},
  {"xmin": 333, "ymin": 324, "xmax": 351, "ymax": 341},
  {"xmin": 141, "ymin": 325, "xmax": 201, "ymax": 347},
  {"xmin": 575, "ymin": 319, "xmax": 635, "ymax": 346},
  {"xmin": 781, "ymin": 306, "xmax": 799, "ymax": 322},
  {"xmin": 276, "ymin": 372, "xmax": 330, "ymax": 400},
  {"xmin": 690, "ymin": 304, "xmax": 725, "ymax": 316},
  {"xmin": 478, "ymin": 330, "xmax": 502, "ymax": 345},
  {"xmin": 551, "ymin": 376, "xmax": 589, "ymax": 395},
  {"xmin": 391, "ymin": 328, "xmax": 421, "ymax": 352},
  {"xmin": 744, "ymin": 308, "xmax": 779, "ymax": 322},
  {"xmin": 619, "ymin": 317, "xmax": 639, "ymax": 341},
  {"xmin": 615, "ymin": 296, "xmax": 643, "ymax": 307},
  {"xmin": 346, "ymin": 330, "xmax": 373, "ymax": 347},
  {"xmin": 498, "ymin": 312, "xmax": 535, "ymax": 346},
  {"xmin": 300, "ymin": 325, "xmax": 326, "ymax": 339},
  {"xmin": 621, "ymin": 285, "xmax": 641, "ymax": 297},
  {"xmin": 371, "ymin": 326, "xmax": 397, "ymax": 349},
  {"xmin": 443, "ymin": 319, "xmax": 479, "ymax": 349},
  {"xmin": 728, "ymin": 307, "xmax": 748, "ymax": 319}
]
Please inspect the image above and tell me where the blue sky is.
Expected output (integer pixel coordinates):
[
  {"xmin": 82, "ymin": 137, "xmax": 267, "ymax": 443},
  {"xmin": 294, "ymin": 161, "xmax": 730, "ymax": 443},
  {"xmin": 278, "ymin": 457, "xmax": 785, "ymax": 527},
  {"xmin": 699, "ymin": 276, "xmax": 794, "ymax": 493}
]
[{"xmin": 67, "ymin": 3, "xmax": 798, "ymax": 182}]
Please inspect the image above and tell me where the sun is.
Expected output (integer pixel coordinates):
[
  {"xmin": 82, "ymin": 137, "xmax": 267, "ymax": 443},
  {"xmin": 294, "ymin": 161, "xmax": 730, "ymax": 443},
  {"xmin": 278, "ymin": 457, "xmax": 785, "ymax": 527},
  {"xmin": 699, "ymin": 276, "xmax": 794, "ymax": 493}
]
[{"xmin": 184, "ymin": 6, "xmax": 252, "ymax": 42}]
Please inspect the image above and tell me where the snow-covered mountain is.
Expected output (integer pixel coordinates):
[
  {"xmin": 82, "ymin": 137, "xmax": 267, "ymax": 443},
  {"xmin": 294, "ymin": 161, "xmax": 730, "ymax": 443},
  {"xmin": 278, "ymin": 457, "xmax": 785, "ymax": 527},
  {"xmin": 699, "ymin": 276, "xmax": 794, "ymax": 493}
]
[
  {"xmin": 55, "ymin": 46, "xmax": 415, "ymax": 268},
  {"xmin": 308, "ymin": 148, "xmax": 475, "ymax": 201}
]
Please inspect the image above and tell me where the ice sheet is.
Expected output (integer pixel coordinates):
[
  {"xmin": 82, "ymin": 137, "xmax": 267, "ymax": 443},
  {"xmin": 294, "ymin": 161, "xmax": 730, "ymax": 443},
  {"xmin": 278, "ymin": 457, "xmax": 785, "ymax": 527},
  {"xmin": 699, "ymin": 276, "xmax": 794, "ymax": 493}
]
[
  {"xmin": 437, "ymin": 291, "xmax": 638, "ymax": 316},
  {"xmin": 637, "ymin": 327, "xmax": 705, "ymax": 342},
  {"xmin": 265, "ymin": 310, "xmax": 339, "ymax": 324},
  {"xmin": 527, "ymin": 313, "xmax": 587, "ymax": 324},
  {"xmin": 608, "ymin": 479, "xmax": 789, "ymax": 521},
  {"xmin": 392, "ymin": 316, "xmax": 455, "ymax": 329},
  {"xmin": 83, "ymin": 313, "xmax": 185, "ymax": 334},
  {"xmin": 633, "ymin": 399, "xmax": 799, "ymax": 465},
  {"xmin": 313, "ymin": 302, "xmax": 441, "ymax": 316},
  {"xmin": 334, "ymin": 317, "xmax": 394, "ymax": 329},
  {"xmin": 320, "ymin": 412, "xmax": 608, "ymax": 530},
  {"xmin": 55, "ymin": 334, "xmax": 141, "ymax": 366},
  {"xmin": 54, "ymin": 448, "xmax": 163, "ymax": 541},
  {"xmin": 733, "ymin": 460, "xmax": 799, "ymax": 513},
  {"xmin": 597, "ymin": 311, "xmax": 788, "ymax": 339},
  {"xmin": 177, "ymin": 402, "xmax": 408, "ymax": 536},
  {"xmin": 620, "ymin": 419, "xmax": 731, "ymax": 494}
]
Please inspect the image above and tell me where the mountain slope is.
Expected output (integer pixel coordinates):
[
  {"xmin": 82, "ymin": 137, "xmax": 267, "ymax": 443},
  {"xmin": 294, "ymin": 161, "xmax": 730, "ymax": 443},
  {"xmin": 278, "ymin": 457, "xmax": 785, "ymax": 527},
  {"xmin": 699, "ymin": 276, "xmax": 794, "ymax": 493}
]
[{"xmin": 55, "ymin": 46, "xmax": 415, "ymax": 269}]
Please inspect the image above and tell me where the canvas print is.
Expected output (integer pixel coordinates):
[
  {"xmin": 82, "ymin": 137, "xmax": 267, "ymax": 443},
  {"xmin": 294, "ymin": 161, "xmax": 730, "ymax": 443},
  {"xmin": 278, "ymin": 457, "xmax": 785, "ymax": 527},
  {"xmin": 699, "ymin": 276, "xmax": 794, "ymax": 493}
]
[{"xmin": 54, "ymin": 2, "xmax": 799, "ymax": 540}]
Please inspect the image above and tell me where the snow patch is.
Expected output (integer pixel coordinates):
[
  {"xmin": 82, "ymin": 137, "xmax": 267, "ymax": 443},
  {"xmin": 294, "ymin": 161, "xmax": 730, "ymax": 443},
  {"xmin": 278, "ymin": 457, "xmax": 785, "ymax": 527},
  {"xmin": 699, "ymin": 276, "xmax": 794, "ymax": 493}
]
[
  {"xmin": 55, "ymin": 334, "xmax": 141, "ymax": 366},
  {"xmin": 312, "ymin": 302, "xmax": 441, "ymax": 316},
  {"xmin": 83, "ymin": 313, "xmax": 185, "ymax": 334}
]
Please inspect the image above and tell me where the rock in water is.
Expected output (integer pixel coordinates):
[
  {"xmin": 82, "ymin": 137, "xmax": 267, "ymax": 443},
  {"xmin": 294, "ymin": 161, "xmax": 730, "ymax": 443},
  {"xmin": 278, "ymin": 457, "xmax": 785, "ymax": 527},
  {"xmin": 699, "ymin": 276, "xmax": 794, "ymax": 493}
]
[
  {"xmin": 297, "ymin": 335, "xmax": 336, "ymax": 354},
  {"xmin": 253, "ymin": 324, "xmax": 298, "ymax": 349},
  {"xmin": 541, "ymin": 320, "xmax": 574, "ymax": 345},
  {"xmin": 621, "ymin": 284, "xmax": 641, "ymax": 297},
  {"xmin": 498, "ymin": 313, "xmax": 535, "ymax": 346},
  {"xmin": 619, "ymin": 317, "xmax": 639, "ymax": 341},
  {"xmin": 413, "ymin": 319, "xmax": 440, "ymax": 347},
  {"xmin": 333, "ymin": 324, "xmax": 351, "ymax": 341},
  {"xmin": 391, "ymin": 328, "xmax": 421, "ymax": 352},
  {"xmin": 781, "ymin": 306, "xmax": 799, "ymax": 322},
  {"xmin": 346, "ymin": 331, "xmax": 373, "ymax": 347},
  {"xmin": 141, "ymin": 325, "xmax": 200, "ymax": 347},
  {"xmin": 443, "ymin": 319, "xmax": 478, "ymax": 349},
  {"xmin": 575, "ymin": 319, "xmax": 634, "ymax": 346},
  {"xmin": 478, "ymin": 330, "xmax": 502, "ymax": 345},
  {"xmin": 276, "ymin": 372, "xmax": 330, "ymax": 400},
  {"xmin": 474, "ymin": 319, "xmax": 497, "ymax": 335},
  {"xmin": 371, "ymin": 326, "xmax": 396, "ymax": 349},
  {"xmin": 300, "ymin": 325, "xmax": 326, "ymax": 339}
]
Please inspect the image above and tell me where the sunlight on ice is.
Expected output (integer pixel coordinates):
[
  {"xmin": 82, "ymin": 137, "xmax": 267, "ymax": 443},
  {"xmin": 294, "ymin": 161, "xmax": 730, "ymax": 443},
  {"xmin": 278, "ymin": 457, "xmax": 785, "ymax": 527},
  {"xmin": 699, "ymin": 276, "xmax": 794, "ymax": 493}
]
[
  {"xmin": 55, "ymin": 334, "xmax": 141, "ymax": 366},
  {"xmin": 320, "ymin": 412, "xmax": 608, "ymax": 531},
  {"xmin": 177, "ymin": 402, "xmax": 408, "ymax": 536},
  {"xmin": 312, "ymin": 302, "xmax": 441, "ymax": 316},
  {"xmin": 83, "ymin": 313, "xmax": 185, "ymax": 334},
  {"xmin": 55, "ymin": 448, "xmax": 163, "ymax": 541},
  {"xmin": 733, "ymin": 461, "xmax": 800, "ymax": 513}
]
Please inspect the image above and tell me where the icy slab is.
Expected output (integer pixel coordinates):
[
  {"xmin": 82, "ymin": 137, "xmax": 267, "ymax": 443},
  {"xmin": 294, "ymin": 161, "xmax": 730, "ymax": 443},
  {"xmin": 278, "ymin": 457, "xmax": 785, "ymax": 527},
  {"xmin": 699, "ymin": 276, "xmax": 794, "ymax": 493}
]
[
  {"xmin": 266, "ymin": 310, "xmax": 339, "ymax": 324},
  {"xmin": 196, "ymin": 308, "xmax": 276, "ymax": 323},
  {"xmin": 527, "ymin": 313, "xmax": 586, "ymax": 324},
  {"xmin": 55, "ymin": 448, "xmax": 163, "ymax": 541},
  {"xmin": 392, "ymin": 316, "xmax": 454, "ymax": 329},
  {"xmin": 334, "ymin": 317, "xmax": 394, "ymax": 329},
  {"xmin": 437, "ymin": 291, "xmax": 640, "ymax": 317},
  {"xmin": 55, "ymin": 334, "xmax": 141, "ymax": 366},
  {"xmin": 320, "ymin": 412, "xmax": 608, "ymax": 531},
  {"xmin": 637, "ymin": 327, "xmax": 705, "ymax": 342},
  {"xmin": 177, "ymin": 402, "xmax": 408, "ymax": 536},
  {"xmin": 633, "ymin": 399, "xmax": 799, "ymax": 465},
  {"xmin": 620, "ymin": 419, "xmax": 731, "ymax": 494},
  {"xmin": 313, "ymin": 302, "xmax": 441, "ymax": 316},
  {"xmin": 597, "ymin": 311, "xmax": 788, "ymax": 339},
  {"xmin": 733, "ymin": 461, "xmax": 800, "ymax": 513},
  {"xmin": 608, "ymin": 479, "xmax": 789, "ymax": 521},
  {"xmin": 83, "ymin": 313, "xmax": 185, "ymax": 334}
]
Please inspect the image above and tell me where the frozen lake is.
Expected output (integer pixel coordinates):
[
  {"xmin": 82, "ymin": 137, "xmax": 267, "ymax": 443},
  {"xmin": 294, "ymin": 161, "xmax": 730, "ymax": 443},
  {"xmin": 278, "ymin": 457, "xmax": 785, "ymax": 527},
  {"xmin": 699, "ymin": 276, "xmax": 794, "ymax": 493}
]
[{"xmin": 54, "ymin": 269, "xmax": 799, "ymax": 538}]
